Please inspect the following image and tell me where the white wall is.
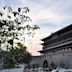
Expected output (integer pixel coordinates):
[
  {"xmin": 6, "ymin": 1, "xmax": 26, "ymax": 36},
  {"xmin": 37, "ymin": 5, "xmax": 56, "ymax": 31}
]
[{"xmin": 30, "ymin": 50, "xmax": 72, "ymax": 68}]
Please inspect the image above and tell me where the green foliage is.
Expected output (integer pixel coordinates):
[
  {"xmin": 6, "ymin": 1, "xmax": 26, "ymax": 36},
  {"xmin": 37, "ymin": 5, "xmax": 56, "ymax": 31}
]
[
  {"xmin": 0, "ymin": 6, "xmax": 40, "ymax": 50},
  {"xmin": 32, "ymin": 64, "xmax": 36, "ymax": 68},
  {"xmin": 0, "ymin": 42, "xmax": 32, "ymax": 68},
  {"xmin": 4, "ymin": 56, "xmax": 15, "ymax": 68},
  {"xmin": 8, "ymin": 39, "xmax": 13, "ymax": 45},
  {"xmin": 23, "ymin": 52, "xmax": 32, "ymax": 63},
  {"xmin": 0, "ymin": 50, "xmax": 15, "ymax": 68},
  {"xmin": 14, "ymin": 42, "xmax": 32, "ymax": 63}
]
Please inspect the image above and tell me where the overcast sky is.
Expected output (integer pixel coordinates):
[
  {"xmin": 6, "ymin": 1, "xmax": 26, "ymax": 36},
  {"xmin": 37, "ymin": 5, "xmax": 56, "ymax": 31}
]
[{"xmin": 0, "ymin": 0, "xmax": 72, "ymax": 55}]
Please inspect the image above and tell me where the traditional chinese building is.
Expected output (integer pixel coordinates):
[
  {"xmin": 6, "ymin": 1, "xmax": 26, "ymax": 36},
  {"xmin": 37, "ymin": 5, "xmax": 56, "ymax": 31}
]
[{"xmin": 30, "ymin": 24, "xmax": 72, "ymax": 68}]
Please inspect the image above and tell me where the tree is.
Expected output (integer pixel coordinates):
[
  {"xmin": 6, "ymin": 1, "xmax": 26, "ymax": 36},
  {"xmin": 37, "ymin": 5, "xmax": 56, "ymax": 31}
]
[
  {"xmin": 0, "ymin": 6, "xmax": 39, "ymax": 68},
  {"xmin": 0, "ymin": 6, "xmax": 40, "ymax": 50},
  {"xmin": 1, "ymin": 42, "xmax": 32, "ymax": 68},
  {"xmin": 11, "ymin": 42, "xmax": 32, "ymax": 64}
]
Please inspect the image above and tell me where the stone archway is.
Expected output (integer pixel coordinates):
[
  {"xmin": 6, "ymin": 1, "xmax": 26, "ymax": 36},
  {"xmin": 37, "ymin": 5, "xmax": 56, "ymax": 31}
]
[{"xmin": 43, "ymin": 60, "xmax": 48, "ymax": 68}]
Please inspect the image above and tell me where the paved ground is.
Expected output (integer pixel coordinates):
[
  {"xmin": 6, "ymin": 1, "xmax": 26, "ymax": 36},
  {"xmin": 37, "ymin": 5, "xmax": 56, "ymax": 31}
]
[
  {"xmin": 24, "ymin": 68, "xmax": 51, "ymax": 72},
  {"xmin": 0, "ymin": 64, "xmax": 25, "ymax": 72}
]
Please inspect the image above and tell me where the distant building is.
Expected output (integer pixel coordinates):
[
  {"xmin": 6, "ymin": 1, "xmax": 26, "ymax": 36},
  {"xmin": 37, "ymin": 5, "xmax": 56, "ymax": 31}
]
[{"xmin": 30, "ymin": 24, "xmax": 72, "ymax": 68}]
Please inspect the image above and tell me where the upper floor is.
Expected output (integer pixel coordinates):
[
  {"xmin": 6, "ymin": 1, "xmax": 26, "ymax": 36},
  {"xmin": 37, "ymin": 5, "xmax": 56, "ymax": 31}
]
[{"xmin": 41, "ymin": 24, "xmax": 72, "ymax": 50}]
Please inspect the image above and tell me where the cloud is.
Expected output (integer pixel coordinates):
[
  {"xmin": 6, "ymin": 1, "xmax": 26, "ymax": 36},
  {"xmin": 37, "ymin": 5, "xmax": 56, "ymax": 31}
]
[
  {"xmin": 0, "ymin": 0, "xmax": 5, "ymax": 10},
  {"xmin": 31, "ymin": 9, "xmax": 64, "ymax": 25},
  {"xmin": 19, "ymin": 0, "xmax": 72, "ymax": 26}
]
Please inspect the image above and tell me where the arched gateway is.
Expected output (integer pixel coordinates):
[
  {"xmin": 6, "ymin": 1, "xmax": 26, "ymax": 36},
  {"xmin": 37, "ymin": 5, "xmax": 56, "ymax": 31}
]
[{"xmin": 43, "ymin": 60, "xmax": 48, "ymax": 68}]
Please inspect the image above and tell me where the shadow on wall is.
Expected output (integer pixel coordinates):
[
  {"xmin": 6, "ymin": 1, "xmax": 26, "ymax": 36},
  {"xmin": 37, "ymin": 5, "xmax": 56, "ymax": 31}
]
[{"xmin": 43, "ymin": 60, "xmax": 48, "ymax": 68}]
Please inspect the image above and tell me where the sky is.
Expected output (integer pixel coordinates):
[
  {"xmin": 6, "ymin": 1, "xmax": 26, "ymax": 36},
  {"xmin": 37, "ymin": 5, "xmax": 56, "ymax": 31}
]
[{"xmin": 0, "ymin": 0, "xmax": 72, "ymax": 56}]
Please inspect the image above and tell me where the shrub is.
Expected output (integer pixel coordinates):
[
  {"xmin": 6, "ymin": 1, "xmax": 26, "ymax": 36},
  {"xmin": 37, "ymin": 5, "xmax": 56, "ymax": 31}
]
[{"xmin": 4, "ymin": 57, "xmax": 15, "ymax": 68}]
